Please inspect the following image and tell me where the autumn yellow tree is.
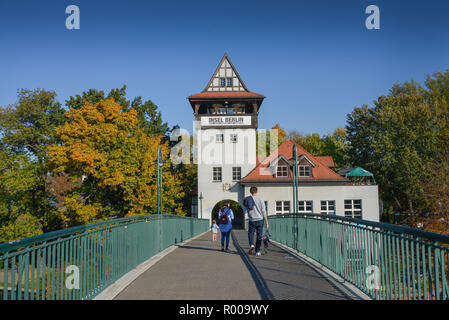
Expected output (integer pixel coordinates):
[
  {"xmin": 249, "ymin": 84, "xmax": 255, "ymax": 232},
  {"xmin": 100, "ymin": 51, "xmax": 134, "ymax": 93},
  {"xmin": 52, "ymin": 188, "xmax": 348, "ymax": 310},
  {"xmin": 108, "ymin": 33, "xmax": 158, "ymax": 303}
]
[{"xmin": 48, "ymin": 98, "xmax": 185, "ymax": 226}]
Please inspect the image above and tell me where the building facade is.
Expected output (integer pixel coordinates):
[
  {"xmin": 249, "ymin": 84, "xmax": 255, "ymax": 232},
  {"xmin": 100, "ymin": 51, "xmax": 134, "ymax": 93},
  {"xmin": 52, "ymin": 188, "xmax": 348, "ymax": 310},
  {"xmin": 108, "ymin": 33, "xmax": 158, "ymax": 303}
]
[{"xmin": 188, "ymin": 54, "xmax": 380, "ymax": 224}]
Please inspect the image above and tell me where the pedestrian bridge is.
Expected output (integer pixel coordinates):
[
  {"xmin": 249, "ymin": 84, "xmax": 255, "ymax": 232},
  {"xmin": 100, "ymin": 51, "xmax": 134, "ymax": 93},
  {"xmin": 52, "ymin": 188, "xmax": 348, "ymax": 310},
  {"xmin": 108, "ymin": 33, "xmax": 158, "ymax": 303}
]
[{"xmin": 1, "ymin": 213, "xmax": 448, "ymax": 300}]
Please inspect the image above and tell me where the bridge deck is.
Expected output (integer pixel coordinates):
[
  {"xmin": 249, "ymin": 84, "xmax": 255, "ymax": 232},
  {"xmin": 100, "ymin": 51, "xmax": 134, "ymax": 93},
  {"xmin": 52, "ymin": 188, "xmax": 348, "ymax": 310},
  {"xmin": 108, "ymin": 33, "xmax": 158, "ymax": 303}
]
[{"xmin": 114, "ymin": 230, "xmax": 352, "ymax": 300}]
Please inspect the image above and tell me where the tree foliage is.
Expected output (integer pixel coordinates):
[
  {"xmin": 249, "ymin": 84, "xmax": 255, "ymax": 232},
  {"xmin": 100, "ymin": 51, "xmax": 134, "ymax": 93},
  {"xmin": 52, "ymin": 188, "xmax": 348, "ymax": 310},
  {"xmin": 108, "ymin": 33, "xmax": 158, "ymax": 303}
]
[
  {"xmin": 66, "ymin": 85, "xmax": 168, "ymax": 136},
  {"xmin": 0, "ymin": 86, "xmax": 187, "ymax": 242},
  {"xmin": 0, "ymin": 89, "xmax": 66, "ymax": 233},
  {"xmin": 286, "ymin": 128, "xmax": 350, "ymax": 170},
  {"xmin": 346, "ymin": 70, "xmax": 449, "ymax": 217},
  {"xmin": 48, "ymin": 98, "xmax": 185, "ymax": 226}
]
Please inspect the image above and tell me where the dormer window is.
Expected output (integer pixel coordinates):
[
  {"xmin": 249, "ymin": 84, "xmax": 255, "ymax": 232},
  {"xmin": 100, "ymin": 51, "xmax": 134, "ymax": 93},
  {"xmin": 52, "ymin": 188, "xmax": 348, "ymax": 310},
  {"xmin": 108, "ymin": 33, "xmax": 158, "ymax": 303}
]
[
  {"xmin": 276, "ymin": 166, "xmax": 288, "ymax": 178},
  {"xmin": 220, "ymin": 78, "xmax": 226, "ymax": 86},
  {"xmin": 226, "ymin": 78, "xmax": 233, "ymax": 86},
  {"xmin": 299, "ymin": 165, "xmax": 311, "ymax": 177}
]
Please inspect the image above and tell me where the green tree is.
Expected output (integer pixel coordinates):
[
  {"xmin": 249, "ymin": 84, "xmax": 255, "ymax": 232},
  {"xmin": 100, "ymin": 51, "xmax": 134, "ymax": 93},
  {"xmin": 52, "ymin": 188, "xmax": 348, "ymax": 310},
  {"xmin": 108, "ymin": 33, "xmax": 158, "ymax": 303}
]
[
  {"xmin": 0, "ymin": 89, "xmax": 66, "ymax": 231},
  {"xmin": 286, "ymin": 128, "xmax": 349, "ymax": 170},
  {"xmin": 346, "ymin": 70, "xmax": 449, "ymax": 216}
]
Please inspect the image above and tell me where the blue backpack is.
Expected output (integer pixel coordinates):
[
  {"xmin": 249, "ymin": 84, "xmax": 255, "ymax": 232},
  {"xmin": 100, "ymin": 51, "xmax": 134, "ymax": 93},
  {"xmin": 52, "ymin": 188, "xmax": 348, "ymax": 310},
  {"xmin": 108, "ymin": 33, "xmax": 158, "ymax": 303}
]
[{"xmin": 243, "ymin": 196, "xmax": 255, "ymax": 210}]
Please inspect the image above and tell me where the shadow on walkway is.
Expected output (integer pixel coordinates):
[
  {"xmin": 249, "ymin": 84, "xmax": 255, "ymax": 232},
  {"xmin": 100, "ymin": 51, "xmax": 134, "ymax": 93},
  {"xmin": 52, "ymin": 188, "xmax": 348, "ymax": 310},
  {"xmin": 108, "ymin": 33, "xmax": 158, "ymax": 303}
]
[
  {"xmin": 231, "ymin": 231, "xmax": 275, "ymax": 300},
  {"xmin": 231, "ymin": 229, "xmax": 351, "ymax": 300}
]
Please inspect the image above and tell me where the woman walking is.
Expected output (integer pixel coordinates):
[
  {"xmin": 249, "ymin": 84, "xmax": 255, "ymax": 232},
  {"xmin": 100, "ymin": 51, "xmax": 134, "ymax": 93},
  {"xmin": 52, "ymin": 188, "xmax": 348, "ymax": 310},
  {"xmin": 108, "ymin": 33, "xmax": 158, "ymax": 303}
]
[{"xmin": 218, "ymin": 201, "xmax": 234, "ymax": 252}]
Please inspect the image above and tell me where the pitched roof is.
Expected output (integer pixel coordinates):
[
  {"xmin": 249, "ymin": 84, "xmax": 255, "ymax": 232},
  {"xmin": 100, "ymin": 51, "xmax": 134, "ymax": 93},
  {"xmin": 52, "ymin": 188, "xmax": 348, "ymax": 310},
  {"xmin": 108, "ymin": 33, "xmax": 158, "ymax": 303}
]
[
  {"xmin": 188, "ymin": 54, "xmax": 265, "ymax": 101},
  {"xmin": 241, "ymin": 140, "xmax": 347, "ymax": 183},
  {"xmin": 315, "ymin": 156, "xmax": 335, "ymax": 168},
  {"xmin": 203, "ymin": 53, "xmax": 249, "ymax": 93}
]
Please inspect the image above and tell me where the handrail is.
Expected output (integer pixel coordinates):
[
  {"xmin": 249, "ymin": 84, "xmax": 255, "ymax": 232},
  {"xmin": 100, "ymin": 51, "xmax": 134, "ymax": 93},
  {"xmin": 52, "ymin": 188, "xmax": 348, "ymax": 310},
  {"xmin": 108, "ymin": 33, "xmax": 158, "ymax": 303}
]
[
  {"xmin": 271, "ymin": 213, "xmax": 449, "ymax": 245},
  {"xmin": 0, "ymin": 214, "xmax": 204, "ymax": 253},
  {"xmin": 267, "ymin": 213, "xmax": 449, "ymax": 300},
  {"xmin": 0, "ymin": 214, "xmax": 209, "ymax": 300}
]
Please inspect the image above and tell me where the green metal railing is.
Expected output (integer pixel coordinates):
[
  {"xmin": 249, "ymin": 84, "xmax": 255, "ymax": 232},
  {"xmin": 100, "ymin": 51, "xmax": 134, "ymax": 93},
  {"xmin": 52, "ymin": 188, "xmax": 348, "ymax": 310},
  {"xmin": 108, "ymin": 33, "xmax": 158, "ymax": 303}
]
[
  {"xmin": 0, "ymin": 214, "xmax": 209, "ymax": 300},
  {"xmin": 267, "ymin": 213, "xmax": 449, "ymax": 300}
]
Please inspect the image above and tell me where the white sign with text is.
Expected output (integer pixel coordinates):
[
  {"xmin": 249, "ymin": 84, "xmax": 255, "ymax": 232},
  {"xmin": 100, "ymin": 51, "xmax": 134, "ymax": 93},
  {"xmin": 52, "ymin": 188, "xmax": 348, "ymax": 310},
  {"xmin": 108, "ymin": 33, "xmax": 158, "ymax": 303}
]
[{"xmin": 201, "ymin": 116, "xmax": 251, "ymax": 126}]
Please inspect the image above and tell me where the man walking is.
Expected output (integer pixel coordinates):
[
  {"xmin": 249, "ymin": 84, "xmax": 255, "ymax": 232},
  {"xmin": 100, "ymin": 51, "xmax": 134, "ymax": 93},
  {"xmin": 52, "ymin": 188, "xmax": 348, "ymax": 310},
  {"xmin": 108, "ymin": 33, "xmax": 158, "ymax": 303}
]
[{"xmin": 245, "ymin": 186, "xmax": 269, "ymax": 256}]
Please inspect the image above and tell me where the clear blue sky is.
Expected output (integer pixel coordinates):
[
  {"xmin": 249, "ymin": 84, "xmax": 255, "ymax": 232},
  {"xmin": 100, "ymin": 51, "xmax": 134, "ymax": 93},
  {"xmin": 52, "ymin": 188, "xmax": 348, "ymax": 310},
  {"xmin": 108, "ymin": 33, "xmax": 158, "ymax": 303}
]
[{"xmin": 1, "ymin": 0, "xmax": 448, "ymax": 135}]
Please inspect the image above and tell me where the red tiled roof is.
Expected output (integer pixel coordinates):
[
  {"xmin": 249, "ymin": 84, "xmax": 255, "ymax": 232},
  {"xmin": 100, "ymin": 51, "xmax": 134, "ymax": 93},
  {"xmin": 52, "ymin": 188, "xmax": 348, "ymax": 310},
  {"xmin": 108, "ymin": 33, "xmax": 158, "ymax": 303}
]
[
  {"xmin": 315, "ymin": 156, "xmax": 335, "ymax": 168},
  {"xmin": 241, "ymin": 140, "xmax": 347, "ymax": 183},
  {"xmin": 188, "ymin": 91, "xmax": 265, "ymax": 99}
]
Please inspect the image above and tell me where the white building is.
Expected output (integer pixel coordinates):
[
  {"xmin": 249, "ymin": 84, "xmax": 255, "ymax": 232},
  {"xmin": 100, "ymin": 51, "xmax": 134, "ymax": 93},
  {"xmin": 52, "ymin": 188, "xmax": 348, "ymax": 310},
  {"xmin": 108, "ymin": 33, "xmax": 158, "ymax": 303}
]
[{"xmin": 188, "ymin": 54, "xmax": 380, "ymax": 226}]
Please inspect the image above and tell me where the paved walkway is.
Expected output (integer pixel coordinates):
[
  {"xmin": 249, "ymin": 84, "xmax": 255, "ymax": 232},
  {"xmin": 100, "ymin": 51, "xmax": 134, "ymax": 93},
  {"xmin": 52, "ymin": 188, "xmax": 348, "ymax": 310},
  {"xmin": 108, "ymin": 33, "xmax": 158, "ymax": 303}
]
[{"xmin": 114, "ymin": 230, "xmax": 351, "ymax": 300}]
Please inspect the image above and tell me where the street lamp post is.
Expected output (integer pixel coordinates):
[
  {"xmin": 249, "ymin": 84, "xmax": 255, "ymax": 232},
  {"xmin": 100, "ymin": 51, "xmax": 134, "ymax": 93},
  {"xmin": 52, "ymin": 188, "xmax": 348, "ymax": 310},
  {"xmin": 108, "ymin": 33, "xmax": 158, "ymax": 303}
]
[
  {"xmin": 292, "ymin": 144, "xmax": 299, "ymax": 213},
  {"xmin": 199, "ymin": 192, "xmax": 204, "ymax": 219},
  {"xmin": 292, "ymin": 144, "xmax": 299, "ymax": 251},
  {"xmin": 154, "ymin": 146, "xmax": 164, "ymax": 216},
  {"xmin": 154, "ymin": 146, "xmax": 166, "ymax": 250}
]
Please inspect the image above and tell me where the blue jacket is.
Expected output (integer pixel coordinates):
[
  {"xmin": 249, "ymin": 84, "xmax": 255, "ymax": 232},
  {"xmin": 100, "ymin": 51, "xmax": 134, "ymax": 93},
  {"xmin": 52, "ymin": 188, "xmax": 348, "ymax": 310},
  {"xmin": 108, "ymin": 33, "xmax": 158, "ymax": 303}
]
[{"xmin": 218, "ymin": 208, "xmax": 234, "ymax": 233}]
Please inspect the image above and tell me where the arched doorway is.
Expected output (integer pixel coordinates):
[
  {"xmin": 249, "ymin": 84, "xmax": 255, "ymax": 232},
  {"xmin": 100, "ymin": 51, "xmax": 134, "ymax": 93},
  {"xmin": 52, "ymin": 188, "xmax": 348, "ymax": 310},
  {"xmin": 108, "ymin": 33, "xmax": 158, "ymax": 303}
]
[{"xmin": 212, "ymin": 199, "xmax": 244, "ymax": 229}]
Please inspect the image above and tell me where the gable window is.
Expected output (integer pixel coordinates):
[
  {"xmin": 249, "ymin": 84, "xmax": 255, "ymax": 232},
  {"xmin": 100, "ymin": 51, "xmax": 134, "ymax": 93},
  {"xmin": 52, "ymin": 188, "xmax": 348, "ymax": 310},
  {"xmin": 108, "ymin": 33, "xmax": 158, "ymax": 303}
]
[
  {"xmin": 226, "ymin": 78, "xmax": 233, "ymax": 86},
  {"xmin": 276, "ymin": 201, "xmax": 290, "ymax": 214},
  {"xmin": 344, "ymin": 200, "xmax": 362, "ymax": 219},
  {"xmin": 298, "ymin": 200, "xmax": 313, "ymax": 213},
  {"xmin": 276, "ymin": 165, "xmax": 288, "ymax": 178},
  {"xmin": 216, "ymin": 134, "xmax": 224, "ymax": 143},
  {"xmin": 321, "ymin": 200, "xmax": 335, "ymax": 215},
  {"xmin": 299, "ymin": 165, "xmax": 311, "ymax": 177},
  {"xmin": 232, "ymin": 167, "xmax": 241, "ymax": 181},
  {"xmin": 212, "ymin": 167, "xmax": 222, "ymax": 182},
  {"xmin": 220, "ymin": 78, "xmax": 226, "ymax": 86},
  {"xmin": 230, "ymin": 134, "xmax": 238, "ymax": 143}
]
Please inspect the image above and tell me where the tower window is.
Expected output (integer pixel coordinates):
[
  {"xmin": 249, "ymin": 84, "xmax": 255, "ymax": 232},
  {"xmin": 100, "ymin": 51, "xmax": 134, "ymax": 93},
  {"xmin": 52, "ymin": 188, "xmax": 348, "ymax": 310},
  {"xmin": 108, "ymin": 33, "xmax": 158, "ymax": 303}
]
[
  {"xmin": 212, "ymin": 167, "xmax": 222, "ymax": 182},
  {"xmin": 232, "ymin": 167, "xmax": 241, "ymax": 181},
  {"xmin": 220, "ymin": 78, "xmax": 226, "ymax": 86},
  {"xmin": 226, "ymin": 78, "xmax": 233, "ymax": 86}
]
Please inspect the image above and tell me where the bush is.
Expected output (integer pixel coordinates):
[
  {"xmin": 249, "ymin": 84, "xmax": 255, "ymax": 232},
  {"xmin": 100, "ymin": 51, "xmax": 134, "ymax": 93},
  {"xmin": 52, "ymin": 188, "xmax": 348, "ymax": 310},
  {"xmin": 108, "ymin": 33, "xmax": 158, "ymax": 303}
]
[{"xmin": 0, "ymin": 214, "xmax": 43, "ymax": 243}]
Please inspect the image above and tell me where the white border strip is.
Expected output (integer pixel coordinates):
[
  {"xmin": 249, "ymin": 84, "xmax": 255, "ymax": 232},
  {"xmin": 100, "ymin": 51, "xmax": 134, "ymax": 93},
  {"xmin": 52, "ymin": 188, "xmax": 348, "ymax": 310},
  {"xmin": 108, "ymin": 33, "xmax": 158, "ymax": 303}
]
[
  {"xmin": 270, "ymin": 239, "xmax": 372, "ymax": 300},
  {"xmin": 94, "ymin": 230, "xmax": 209, "ymax": 300}
]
